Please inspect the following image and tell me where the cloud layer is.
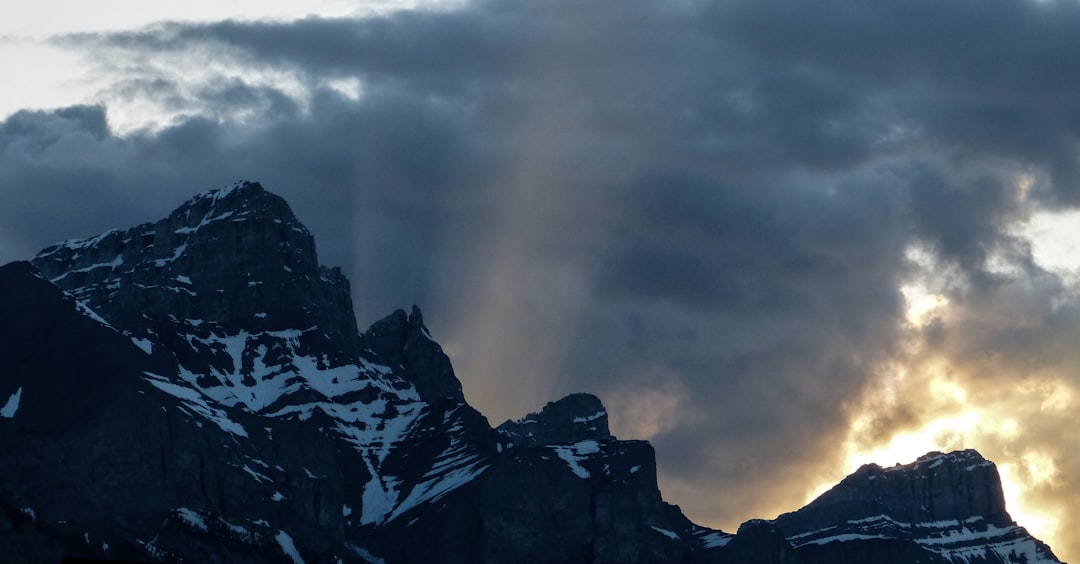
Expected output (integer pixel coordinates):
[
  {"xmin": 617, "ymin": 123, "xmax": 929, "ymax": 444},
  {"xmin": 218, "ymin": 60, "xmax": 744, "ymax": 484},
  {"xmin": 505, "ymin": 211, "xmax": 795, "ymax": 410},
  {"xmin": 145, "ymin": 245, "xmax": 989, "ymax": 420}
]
[{"xmin": 4, "ymin": 0, "xmax": 1080, "ymax": 557}]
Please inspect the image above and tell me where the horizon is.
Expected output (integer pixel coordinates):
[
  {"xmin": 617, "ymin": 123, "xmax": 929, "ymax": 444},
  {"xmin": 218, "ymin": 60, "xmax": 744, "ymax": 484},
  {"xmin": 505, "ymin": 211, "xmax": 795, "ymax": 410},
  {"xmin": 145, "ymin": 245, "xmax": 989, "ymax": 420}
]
[{"xmin": 3, "ymin": 0, "xmax": 1079, "ymax": 560}]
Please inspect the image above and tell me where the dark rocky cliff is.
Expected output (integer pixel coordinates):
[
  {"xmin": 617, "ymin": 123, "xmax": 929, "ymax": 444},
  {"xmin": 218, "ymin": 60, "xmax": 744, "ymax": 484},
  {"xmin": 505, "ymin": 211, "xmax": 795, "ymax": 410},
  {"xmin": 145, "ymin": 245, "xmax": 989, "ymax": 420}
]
[
  {"xmin": 33, "ymin": 180, "xmax": 359, "ymax": 365},
  {"xmin": 496, "ymin": 392, "xmax": 615, "ymax": 448},
  {"xmin": 774, "ymin": 450, "xmax": 1061, "ymax": 564}
]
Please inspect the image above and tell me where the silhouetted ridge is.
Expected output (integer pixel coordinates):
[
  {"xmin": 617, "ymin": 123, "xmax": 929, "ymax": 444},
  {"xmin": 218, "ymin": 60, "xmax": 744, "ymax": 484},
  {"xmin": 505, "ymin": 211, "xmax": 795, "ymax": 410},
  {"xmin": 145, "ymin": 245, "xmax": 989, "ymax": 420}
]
[
  {"xmin": 32, "ymin": 180, "xmax": 358, "ymax": 363},
  {"xmin": 773, "ymin": 449, "xmax": 1061, "ymax": 563},
  {"xmin": 496, "ymin": 392, "xmax": 614, "ymax": 447}
]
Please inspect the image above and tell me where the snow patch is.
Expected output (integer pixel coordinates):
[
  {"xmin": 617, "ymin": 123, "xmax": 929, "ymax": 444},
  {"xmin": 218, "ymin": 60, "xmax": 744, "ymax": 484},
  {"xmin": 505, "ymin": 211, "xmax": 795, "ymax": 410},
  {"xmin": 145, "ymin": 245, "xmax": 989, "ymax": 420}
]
[
  {"xmin": 573, "ymin": 410, "xmax": 606, "ymax": 423},
  {"xmin": 75, "ymin": 300, "xmax": 113, "ymax": 329},
  {"xmin": 387, "ymin": 462, "xmax": 489, "ymax": 522},
  {"xmin": 241, "ymin": 464, "xmax": 271, "ymax": 483},
  {"xmin": 143, "ymin": 372, "xmax": 248, "ymax": 437},
  {"xmin": 175, "ymin": 211, "xmax": 235, "ymax": 234},
  {"xmin": 1, "ymin": 387, "xmax": 22, "ymax": 418},
  {"xmin": 47, "ymin": 253, "xmax": 124, "ymax": 283},
  {"xmin": 131, "ymin": 338, "xmax": 153, "ymax": 355},
  {"xmin": 801, "ymin": 533, "xmax": 888, "ymax": 545},
  {"xmin": 360, "ymin": 475, "xmax": 400, "ymax": 525},
  {"xmin": 698, "ymin": 531, "xmax": 732, "ymax": 549},
  {"xmin": 549, "ymin": 440, "xmax": 601, "ymax": 479},
  {"xmin": 650, "ymin": 526, "xmax": 680, "ymax": 540},
  {"xmin": 154, "ymin": 243, "xmax": 188, "ymax": 267},
  {"xmin": 175, "ymin": 508, "xmax": 208, "ymax": 532},
  {"xmin": 275, "ymin": 530, "xmax": 305, "ymax": 564}
]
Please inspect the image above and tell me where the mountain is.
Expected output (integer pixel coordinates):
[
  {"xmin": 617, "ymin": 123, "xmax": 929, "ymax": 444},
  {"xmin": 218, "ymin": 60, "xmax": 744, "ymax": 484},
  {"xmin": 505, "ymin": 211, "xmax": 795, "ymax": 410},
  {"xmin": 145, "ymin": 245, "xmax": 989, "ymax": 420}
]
[
  {"xmin": 0, "ymin": 181, "xmax": 1064, "ymax": 563},
  {"xmin": 774, "ymin": 450, "xmax": 1061, "ymax": 564}
]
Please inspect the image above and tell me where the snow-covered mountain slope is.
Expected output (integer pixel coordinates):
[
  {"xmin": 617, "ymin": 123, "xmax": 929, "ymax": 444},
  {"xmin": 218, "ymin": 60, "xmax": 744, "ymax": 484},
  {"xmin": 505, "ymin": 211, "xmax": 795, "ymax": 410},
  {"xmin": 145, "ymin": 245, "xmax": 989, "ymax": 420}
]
[
  {"xmin": 29, "ymin": 183, "xmax": 503, "ymax": 554},
  {"xmin": 1, "ymin": 181, "xmax": 1065, "ymax": 563}
]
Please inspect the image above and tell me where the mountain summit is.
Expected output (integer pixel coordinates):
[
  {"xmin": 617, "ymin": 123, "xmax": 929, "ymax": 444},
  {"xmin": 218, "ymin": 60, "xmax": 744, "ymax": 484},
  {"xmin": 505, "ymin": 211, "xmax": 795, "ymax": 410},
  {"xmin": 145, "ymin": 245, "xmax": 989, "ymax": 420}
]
[
  {"xmin": 34, "ymin": 180, "xmax": 359, "ymax": 364},
  {"xmin": 0, "ymin": 181, "xmax": 1063, "ymax": 563},
  {"xmin": 774, "ymin": 450, "xmax": 1060, "ymax": 563}
]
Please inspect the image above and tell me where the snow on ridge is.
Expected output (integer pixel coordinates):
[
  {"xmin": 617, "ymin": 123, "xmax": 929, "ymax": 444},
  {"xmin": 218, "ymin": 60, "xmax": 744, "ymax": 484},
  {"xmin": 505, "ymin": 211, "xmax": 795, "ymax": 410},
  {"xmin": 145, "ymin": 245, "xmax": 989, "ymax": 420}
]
[
  {"xmin": 573, "ymin": 410, "xmax": 606, "ymax": 423},
  {"xmin": 143, "ymin": 372, "xmax": 248, "ymax": 437},
  {"xmin": 790, "ymin": 513, "xmax": 1057, "ymax": 563},
  {"xmin": 153, "ymin": 243, "xmax": 188, "ymax": 267},
  {"xmin": 175, "ymin": 508, "xmax": 209, "ymax": 532},
  {"xmin": 174, "ymin": 210, "xmax": 235, "ymax": 235},
  {"xmin": 368, "ymin": 406, "xmax": 488, "ymax": 525},
  {"xmin": 275, "ymin": 530, "xmax": 306, "ymax": 564},
  {"xmin": 48, "ymin": 253, "xmax": 124, "ymax": 283},
  {"xmin": 650, "ymin": 526, "xmax": 680, "ymax": 540},
  {"xmin": 549, "ymin": 440, "xmax": 602, "ymax": 479},
  {"xmin": 171, "ymin": 328, "xmax": 394, "ymax": 413},
  {"xmin": 1, "ymin": 387, "xmax": 23, "ymax": 419},
  {"xmin": 360, "ymin": 473, "xmax": 400, "ymax": 526},
  {"xmin": 385, "ymin": 460, "xmax": 489, "ymax": 523},
  {"xmin": 131, "ymin": 337, "xmax": 153, "ymax": 355},
  {"xmin": 800, "ymin": 533, "xmax": 889, "ymax": 546},
  {"xmin": 152, "ymin": 323, "xmax": 436, "ymax": 529},
  {"xmin": 696, "ymin": 530, "xmax": 733, "ymax": 549},
  {"xmin": 75, "ymin": 299, "xmax": 115, "ymax": 330},
  {"xmin": 39, "ymin": 228, "xmax": 122, "ymax": 259}
]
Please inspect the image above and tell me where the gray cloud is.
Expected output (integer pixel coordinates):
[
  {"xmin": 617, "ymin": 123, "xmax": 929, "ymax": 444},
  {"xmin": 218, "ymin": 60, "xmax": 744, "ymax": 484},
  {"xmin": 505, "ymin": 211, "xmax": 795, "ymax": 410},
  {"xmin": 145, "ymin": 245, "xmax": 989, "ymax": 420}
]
[{"xmin": 4, "ymin": 0, "xmax": 1080, "ymax": 554}]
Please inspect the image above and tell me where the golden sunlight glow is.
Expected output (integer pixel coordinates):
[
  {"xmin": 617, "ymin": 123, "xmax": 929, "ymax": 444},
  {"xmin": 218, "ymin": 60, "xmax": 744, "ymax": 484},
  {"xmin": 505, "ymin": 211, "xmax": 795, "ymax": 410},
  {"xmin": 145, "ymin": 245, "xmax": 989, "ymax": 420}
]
[
  {"xmin": 901, "ymin": 284, "xmax": 949, "ymax": 326},
  {"xmin": 996, "ymin": 418, "xmax": 1020, "ymax": 440},
  {"xmin": 929, "ymin": 377, "xmax": 966, "ymax": 405},
  {"xmin": 1035, "ymin": 381, "xmax": 1072, "ymax": 412},
  {"xmin": 844, "ymin": 410, "xmax": 981, "ymax": 470},
  {"xmin": 804, "ymin": 408, "xmax": 982, "ymax": 505},
  {"xmin": 815, "ymin": 368, "xmax": 1066, "ymax": 554},
  {"xmin": 999, "ymin": 462, "xmax": 1060, "ymax": 541}
]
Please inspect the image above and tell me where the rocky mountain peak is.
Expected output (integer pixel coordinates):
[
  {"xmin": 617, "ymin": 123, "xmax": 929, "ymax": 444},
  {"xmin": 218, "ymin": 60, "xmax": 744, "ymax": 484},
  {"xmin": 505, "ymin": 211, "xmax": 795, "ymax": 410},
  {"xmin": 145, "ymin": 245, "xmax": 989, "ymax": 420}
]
[
  {"xmin": 496, "ymin": 392, "xmax": 615, "ymax": 448},
  {"xmin": 358, "ymin": 305, "xmax": 466, "ymax": 403},
  {"xmin": 779, "ymin": 448, "xmax": 1008, "ymax": 531},
  {"xmin": 170, "ymin": 180, "xmax": 291, "ymax": 227},
  {"xmin": 831, "ymin": 448, "xmax": 1010, "ymax": 527},
  {"xmin": 773, "ymin": 449, "xmax": 1060, "ymax": 563},
  {"xmin": 32, "ymin": 180, "xmax": 359, "ymax": 361}
]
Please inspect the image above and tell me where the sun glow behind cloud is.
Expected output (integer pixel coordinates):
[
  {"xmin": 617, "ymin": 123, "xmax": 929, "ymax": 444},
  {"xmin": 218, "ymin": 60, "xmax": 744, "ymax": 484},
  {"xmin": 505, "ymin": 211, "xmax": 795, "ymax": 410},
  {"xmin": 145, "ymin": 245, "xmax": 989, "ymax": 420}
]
[{"xmin": 806, "ymin": 228, "xmax": 1080, "ymax": 553}]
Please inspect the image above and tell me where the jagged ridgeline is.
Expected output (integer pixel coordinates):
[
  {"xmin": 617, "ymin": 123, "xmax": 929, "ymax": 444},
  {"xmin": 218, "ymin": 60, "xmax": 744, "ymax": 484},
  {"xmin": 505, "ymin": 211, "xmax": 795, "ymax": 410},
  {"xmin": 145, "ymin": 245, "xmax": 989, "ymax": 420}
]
[{"xmin": 0, "ymin": 181, "xmax": 1064, "ymax": 563}]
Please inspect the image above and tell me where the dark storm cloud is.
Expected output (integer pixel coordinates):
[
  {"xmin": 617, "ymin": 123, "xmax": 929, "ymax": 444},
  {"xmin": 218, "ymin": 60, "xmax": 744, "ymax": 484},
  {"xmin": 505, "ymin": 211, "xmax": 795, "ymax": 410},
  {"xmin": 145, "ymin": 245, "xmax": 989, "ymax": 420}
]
[
  {"xmin": 0, "ymin": 86, "xmax": 483, "ymax": 322},
  {"xmin": 6, "ymin": 0, "xmax": 1080, "ymax": 548}
]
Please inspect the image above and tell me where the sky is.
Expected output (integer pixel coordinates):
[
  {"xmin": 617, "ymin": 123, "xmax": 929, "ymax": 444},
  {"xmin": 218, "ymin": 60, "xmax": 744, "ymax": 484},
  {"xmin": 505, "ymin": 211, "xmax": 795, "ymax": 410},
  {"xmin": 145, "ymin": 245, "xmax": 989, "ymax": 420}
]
[{"xmin": 2, "ymin": 0, "xmax": 1080, "ymax": 558}]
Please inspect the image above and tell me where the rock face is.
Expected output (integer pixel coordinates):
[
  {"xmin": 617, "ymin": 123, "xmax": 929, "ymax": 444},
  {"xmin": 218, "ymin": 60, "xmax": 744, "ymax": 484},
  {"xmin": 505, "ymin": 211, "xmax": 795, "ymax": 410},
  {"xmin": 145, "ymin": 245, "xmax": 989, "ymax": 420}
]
[
  {"xmin": 0, "ymin": 260, "xmax": 344, "ymax": 563},
  {"xmin": 719, "ymin": 520, "xmax": 804, "ymax": 564},
  {"xmin": 33, "ymin": 180, "xmax": 359, "ymax": 366},
  {"xmin": 773, "ymin": 450, "xmax": 1061, "ymax": 564},
  {"xmin": 0, "ymin": 181, "xmax": 1066, "ymax": 563},
  {"xmin": 496, "ymin": 392, "xmax": 614, "ymax": 448}
]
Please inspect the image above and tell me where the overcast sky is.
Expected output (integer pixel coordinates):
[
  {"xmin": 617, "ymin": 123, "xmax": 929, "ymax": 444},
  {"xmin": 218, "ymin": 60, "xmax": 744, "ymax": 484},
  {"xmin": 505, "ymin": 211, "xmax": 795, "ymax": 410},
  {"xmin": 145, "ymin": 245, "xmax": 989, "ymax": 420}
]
[{"xmin": 3, "ymin": 0, "xmax": 1080, "ymax": 558}]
